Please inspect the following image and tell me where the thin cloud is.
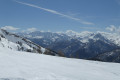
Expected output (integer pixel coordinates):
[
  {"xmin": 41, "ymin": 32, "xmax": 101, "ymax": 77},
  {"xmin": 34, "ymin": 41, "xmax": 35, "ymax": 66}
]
[
  {"xmin": 1, "ymin": 26, "xmax": 19, "ymax": 31},
  {"xmin": 13, "ymin": 0, "xmax": 94, "ymax": 25},
  {"xmin": 106, "ymin": 25, "xmax": 120, "ymax": 34},
  {"xmin": 80, "ymin": 27, "xmax": 100, "ymax": 30},
  {"xmin": 22, "ymin": 28, "xmax": 37, "ymax": 32},
  {"xmin": 106, "ymin": 25, "xmax": 117, "ymax": 32}
]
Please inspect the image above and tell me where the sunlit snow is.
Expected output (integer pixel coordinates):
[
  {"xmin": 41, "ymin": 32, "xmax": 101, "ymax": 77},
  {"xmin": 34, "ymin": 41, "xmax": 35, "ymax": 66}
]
[{"xmin": 0, "ymin": 47, "xmax": 120, "ymax": 80}]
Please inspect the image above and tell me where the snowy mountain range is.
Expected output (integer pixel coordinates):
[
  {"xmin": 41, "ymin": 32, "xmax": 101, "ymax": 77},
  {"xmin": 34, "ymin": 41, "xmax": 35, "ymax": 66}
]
[
  {"xmin": 1, "ymin": 28, "xmax": 120, "ymax": 63},
  {"xmin": 18, "ymin": 30, "xmax": 120, "ymax": 63},
  {"xmin": 0, "ymin": 29, "xmax": 57, "ymax": 56},
  {"xmin": 0, "ymin": 29, "xmax": 120, "ymax": 79}
]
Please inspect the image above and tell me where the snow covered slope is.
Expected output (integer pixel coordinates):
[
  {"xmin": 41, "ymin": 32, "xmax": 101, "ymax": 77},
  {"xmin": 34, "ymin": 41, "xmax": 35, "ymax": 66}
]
[
  {"xmin": 0, "ymin": 46, "xmax": 120, "ymax": 80},
  {"xmin": 0, "ymin": 29, "xmax": 57, "ymax": 55}
]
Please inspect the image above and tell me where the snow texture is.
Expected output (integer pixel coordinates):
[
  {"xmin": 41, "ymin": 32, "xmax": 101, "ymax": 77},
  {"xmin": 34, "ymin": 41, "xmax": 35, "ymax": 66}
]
[{"xmin": 0, "ymin": 47, "xmax": 120, "ymax": 80}]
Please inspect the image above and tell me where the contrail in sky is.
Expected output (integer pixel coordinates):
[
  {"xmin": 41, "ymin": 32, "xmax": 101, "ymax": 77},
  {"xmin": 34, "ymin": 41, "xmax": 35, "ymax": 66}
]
[{"xmin": 13, "ymin": 0, "xmax": 94, "ymax": 25}]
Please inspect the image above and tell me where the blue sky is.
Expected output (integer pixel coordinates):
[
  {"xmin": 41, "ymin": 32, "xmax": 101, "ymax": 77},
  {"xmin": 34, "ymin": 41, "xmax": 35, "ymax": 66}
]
[{"xmin": 0, "ymin": 0, "xmax": 120, "ymax": 32}]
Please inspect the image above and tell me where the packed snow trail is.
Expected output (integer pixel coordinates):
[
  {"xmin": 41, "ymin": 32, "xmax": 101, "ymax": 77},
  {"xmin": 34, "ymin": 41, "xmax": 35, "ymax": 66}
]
[{"xmin": 0, "ymin": 47, "xmax": 120, "ymax": 80}]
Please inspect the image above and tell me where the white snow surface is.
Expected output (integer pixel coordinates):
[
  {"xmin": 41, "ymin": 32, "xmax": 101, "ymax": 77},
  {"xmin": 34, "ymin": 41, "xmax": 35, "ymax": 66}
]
[{"xmin": 0, "ymin": 47, "xmax": 120, "ymax": 80}]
